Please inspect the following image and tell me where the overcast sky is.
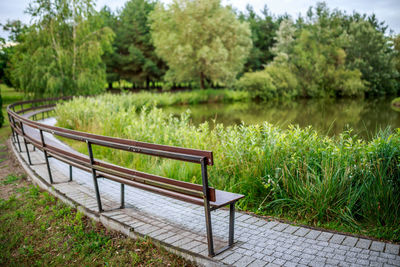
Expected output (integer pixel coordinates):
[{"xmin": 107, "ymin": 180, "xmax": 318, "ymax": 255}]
[{"xmin": 1, "ymin": 0, "xmax": 399, "ymax": 40}]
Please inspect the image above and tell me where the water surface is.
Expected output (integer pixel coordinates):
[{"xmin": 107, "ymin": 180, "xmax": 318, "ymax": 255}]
[{"xmin": 164, "ymin": 98, "xmax": 400, "ymax": 139}]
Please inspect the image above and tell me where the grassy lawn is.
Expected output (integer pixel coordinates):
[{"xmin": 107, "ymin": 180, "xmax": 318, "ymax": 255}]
[
  {"xmin": 0, "ymin": 174, "xmax": 194, "ymax": 266},
  {"xmin": 0, "ymin": 84, "xmax": 24, "ymax": 142}
]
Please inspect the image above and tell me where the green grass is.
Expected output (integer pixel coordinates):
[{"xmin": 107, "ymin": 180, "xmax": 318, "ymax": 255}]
[
  {"xmin": 56, "ymin": 93, "xmax": 400, "ymax": 242},
  {"xmin": 0, "ymin": 84, "xmax": 25, "ymax": 142},
  {"xmin": 0, "ymin": 177, "xmax": 193, "ymax": 266}
]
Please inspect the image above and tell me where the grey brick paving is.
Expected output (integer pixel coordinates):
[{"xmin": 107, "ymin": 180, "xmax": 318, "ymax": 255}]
[
  {"xmin": 14, "ymin": 120, "xmax": 400, "ymax": 267},
  {"xmin": 371, "ymin": 241, "xmax": 386, "ymax": 252}
]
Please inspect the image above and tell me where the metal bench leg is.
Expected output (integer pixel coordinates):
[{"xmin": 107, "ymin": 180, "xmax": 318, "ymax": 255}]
[
  {"xmin": 201, "ymin": 158, "xmax": 215, "ymax": 257},
  {"xmin": 229, "ymin": 202, "xmax": 235, "ymax": 246},
  {"xmin": 120, "ymin": 184, "xmax": 125, "ymax": 209},
  {"xmin": 40, "ymin": 130, "xmax": 53, "ymax": 184},
  {"xmin": 87, "ymin": 141, "xmax": 103, "ymax": 212},
  {"xmin": 204, "ymin": 201, "xmax": 214, "ymax": 257},
  {"xmin": 69, "ymin": 165, "xmax": 73, "ymax": 182}
]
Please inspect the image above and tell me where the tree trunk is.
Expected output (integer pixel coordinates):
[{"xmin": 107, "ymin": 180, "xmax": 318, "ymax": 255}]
[{"xmin": 200, "ymin": 72, "xmax": 205, "ymax": 89}]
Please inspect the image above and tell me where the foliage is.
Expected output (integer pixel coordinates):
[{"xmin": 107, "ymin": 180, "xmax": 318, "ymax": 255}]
[
  {"xmin": 391, "ymin": 97, "xmax": 400, "ymax": 112},
  {"xmin": 100, "ymin": 0, "xmax": 165, "ymax": 89},
  {"xmin": 238, "ymin": 5, "xmax": 280, "ymax": 72},
  {"xmin": 0, "ymin": 179, "xmax": 192, "ymax": 266},
  {"xmin": 0, "ymin": 84, "xmax": 24, "ymax": 141},
  {"xmin": 346, "ymin": 19, "xmax": 399, "ymax": 95},
  {"xmin": 394, "ymin": 34, "xmax": 400, "ymax": 78},
  {"xmin": 235, "ymin": 70, "xmax": 276, "ymax": 100},
  {"xmin": 56, "ymin": 95, "xmax": 400, "ymax": 241},
  {"xmin": 150, "ymin": 0, "xmax": 252, "ymax": 89},
  {"xmin": 0, "ymin": 44, "xmax": 14, "ymax": 87},
  {"xmin": 8, "ymin": 0, "xmax": 114, "ymax": 97}
]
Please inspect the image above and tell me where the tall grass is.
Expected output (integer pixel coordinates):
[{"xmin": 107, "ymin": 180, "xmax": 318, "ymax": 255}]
[{"xmin": 55, "ymin": 92, "xmax": 400, "ymax": 241}]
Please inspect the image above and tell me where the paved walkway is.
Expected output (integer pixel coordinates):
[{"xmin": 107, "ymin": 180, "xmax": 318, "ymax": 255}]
[{"xmin": 12, "ymin": 118, "xmax": 400, "ymax": 267}]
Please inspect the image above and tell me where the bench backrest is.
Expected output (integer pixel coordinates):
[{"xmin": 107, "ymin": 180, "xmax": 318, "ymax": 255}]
[{"xmin": 8, "ymin": 98, "xmax": 217, "ymax": 203}]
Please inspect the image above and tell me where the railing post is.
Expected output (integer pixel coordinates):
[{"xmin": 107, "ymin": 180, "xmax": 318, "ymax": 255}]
[
  {"xmin": 11, "ymin": 117, "xmax": 22, "ymax": 152},
  {"xmin": 40, "ymin": 129, "xmax": 53, "ymax": 184},
  {"xmin": 201, "ymin": 157, "xmax": 214, "ymax": 257},
  {"xmin": 20, "ymin": 121, "xmax": 32, "ymax": 165},
  {"xmin": 7, "ymin": 113, "xmax": 17, "ymax": 144},
  {"xmin": 87, "ymin": 141, "xmax": 103, "ymax": 212}
]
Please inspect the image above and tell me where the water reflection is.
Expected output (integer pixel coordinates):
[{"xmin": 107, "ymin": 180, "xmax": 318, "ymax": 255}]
[{"xmin": 163, "ymin": 98, "xmax": 400, "ymax": 139}]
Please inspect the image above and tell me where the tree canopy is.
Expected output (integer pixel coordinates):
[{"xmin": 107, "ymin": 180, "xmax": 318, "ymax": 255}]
[
  {"xmin": 9, "ymin": 0, "xmax": 114, "ymax": 97},
  {"xmin": 150, "ymin": 0, "xmax": 252, "ymax": 89},
  {"xmin": 1, "ymin": 0, "xmax": 399, "ymax": 98}
]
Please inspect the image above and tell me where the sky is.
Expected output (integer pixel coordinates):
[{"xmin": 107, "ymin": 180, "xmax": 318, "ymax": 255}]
[{"xmin": 1, "ymin": 0, "xmax": 400, "ymax": 40}]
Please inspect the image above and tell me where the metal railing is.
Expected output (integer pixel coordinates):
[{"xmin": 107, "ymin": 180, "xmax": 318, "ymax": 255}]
[{"xmin": 6, "ymin": 97, "xmax": 240, "ymax": 257}]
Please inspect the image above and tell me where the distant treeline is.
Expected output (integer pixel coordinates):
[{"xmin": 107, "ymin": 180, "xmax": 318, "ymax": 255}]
[{"xmin": 0, "ymin": 0, "xmax": 399, "ymax": 98}]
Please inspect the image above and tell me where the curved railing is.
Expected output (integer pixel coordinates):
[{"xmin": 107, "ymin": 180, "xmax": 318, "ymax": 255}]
[
  {"xmin": 7, "ymin": 97, "xmax": 244, "ymax": 257},
  {"xmin": 7, "ymin": 97, "xmax": 214, "ymax": 187}
]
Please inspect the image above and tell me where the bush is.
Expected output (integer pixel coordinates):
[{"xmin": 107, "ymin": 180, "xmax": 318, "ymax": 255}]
[
  {"xmin": 264, "ymin": 65, "xmax": 299, "ymax": 98},
  {"xmin": 236, "ymin": 71, "xmax": 277, "ymax": 100}
]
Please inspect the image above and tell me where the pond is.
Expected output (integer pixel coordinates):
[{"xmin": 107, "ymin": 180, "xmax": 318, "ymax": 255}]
[{"xmin": 163, "ymin": 97, "xmax": 400, "ymax": 139}]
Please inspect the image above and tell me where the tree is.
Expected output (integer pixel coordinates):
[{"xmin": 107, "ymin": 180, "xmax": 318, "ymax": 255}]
[
  {"xmin": 118, "ymin": 0, "xmax": 165, "ymax": 88},
  {"xmin": 9, "ymin": 0, "xmax": 114, "ymax": 97},
  {"xmin": 99, "ymin": 6, "xmax": 120, "ymax": 88},
  {"xmin": 0, "ymin": 20, "xmax": 28, "ymax": 86},
  {"xmin": 150, "ymin": 0, "xmax": 252, "ymax": 89},
  {"xmin": 100, "ymin": 1, "xmax": 165, "ymax": 89},
  {"xmin": 239, "ymin": 5, "xmax": 279, "ymax": 72},
  {"xmin": 393, "ymin": 34, "xmax": 400, "ymax": 84},
  {"xmin": 346, "ymin": 20, "xmax": 399, "ymax": 95}
]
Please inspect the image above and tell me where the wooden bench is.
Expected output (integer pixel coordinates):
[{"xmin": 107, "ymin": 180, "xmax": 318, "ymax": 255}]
[{"xmin": 8, "ymin": 99, "xmax": 244, "ymax": 257}]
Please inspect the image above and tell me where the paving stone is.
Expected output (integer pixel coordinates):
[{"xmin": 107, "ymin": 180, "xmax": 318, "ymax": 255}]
[
  {"xmin": 247, "ymin": 259, "xmax": 269, "ymax": 267},
  {"xmin": 370, "ymin": 262, "xmax": 384, "ymax": 267},
  {"xmin": 282, "ymin": 261, "xmax": 297, "ymax": 267},
  {"xmin": 384, "ymin": 244, "xmax": 400, "ymax": 255},
  {"xmin": 271, "ymin": 223, "xmax": 289, "ymax": 232},
  {"xmin": 262, "ymin": 255, "xmax": 276, "ymax": 263},
  {"xmin": 317, "ymin": 231, "xmax": 333, "ymax": 242},
  {"xmin": 222, "ymin": 252, "xmax": 243, "ymax": 265},
  {"xmin": 304, "ymin": 230, "xmax": 322, "ymax": 240},
  {"xmin": 263, "ymin": 221, "xmax": 279, "ymax": 229},
  {"xmin": 371, "ymin": 241, "xmax": 386, "ymax": 252},
  {"xmin": 387, "ymin": 258, "xmax": 400, "ymax": 266},
  {"xmin": 356, "ymin": 258, "xmax": 370, "ymax": 265},
  {"xmin": 282, "ymin": 225, "xmax": 299, "ymax": 234},
  {"xmin": 235, "ymin": 255, "xmax": 256, "ymax": 266},
  {"xmin": 355, "ymin": 239, "xmax": 372, "ymax": 249},
  {"xmin": 342, "ymin": 236, "xmax": 359, "ymax": 247},
  {"xmin": 330, "ymin": 234, "xmax": 346, "ymax": 244}
]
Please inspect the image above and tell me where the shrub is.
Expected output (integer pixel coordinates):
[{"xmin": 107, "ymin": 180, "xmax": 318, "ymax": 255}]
[
  {"xmin": 236, "ymin": 71, "xmax": 277, "ymax": 100},
  {"xmin": 264, "ymin": 65, "xmax": 299, "ymax": 98}
]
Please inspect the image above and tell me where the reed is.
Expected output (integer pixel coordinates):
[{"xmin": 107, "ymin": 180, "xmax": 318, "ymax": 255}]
[{"xmin": 55, "ymin": 92, "xmax": 400, "ymax": 241}]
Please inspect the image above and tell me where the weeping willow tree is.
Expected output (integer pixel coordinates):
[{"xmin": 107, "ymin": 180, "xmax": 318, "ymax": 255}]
[{"xmin": 10, "ymin": 0, "xmax": 114, "ymax": 97}]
